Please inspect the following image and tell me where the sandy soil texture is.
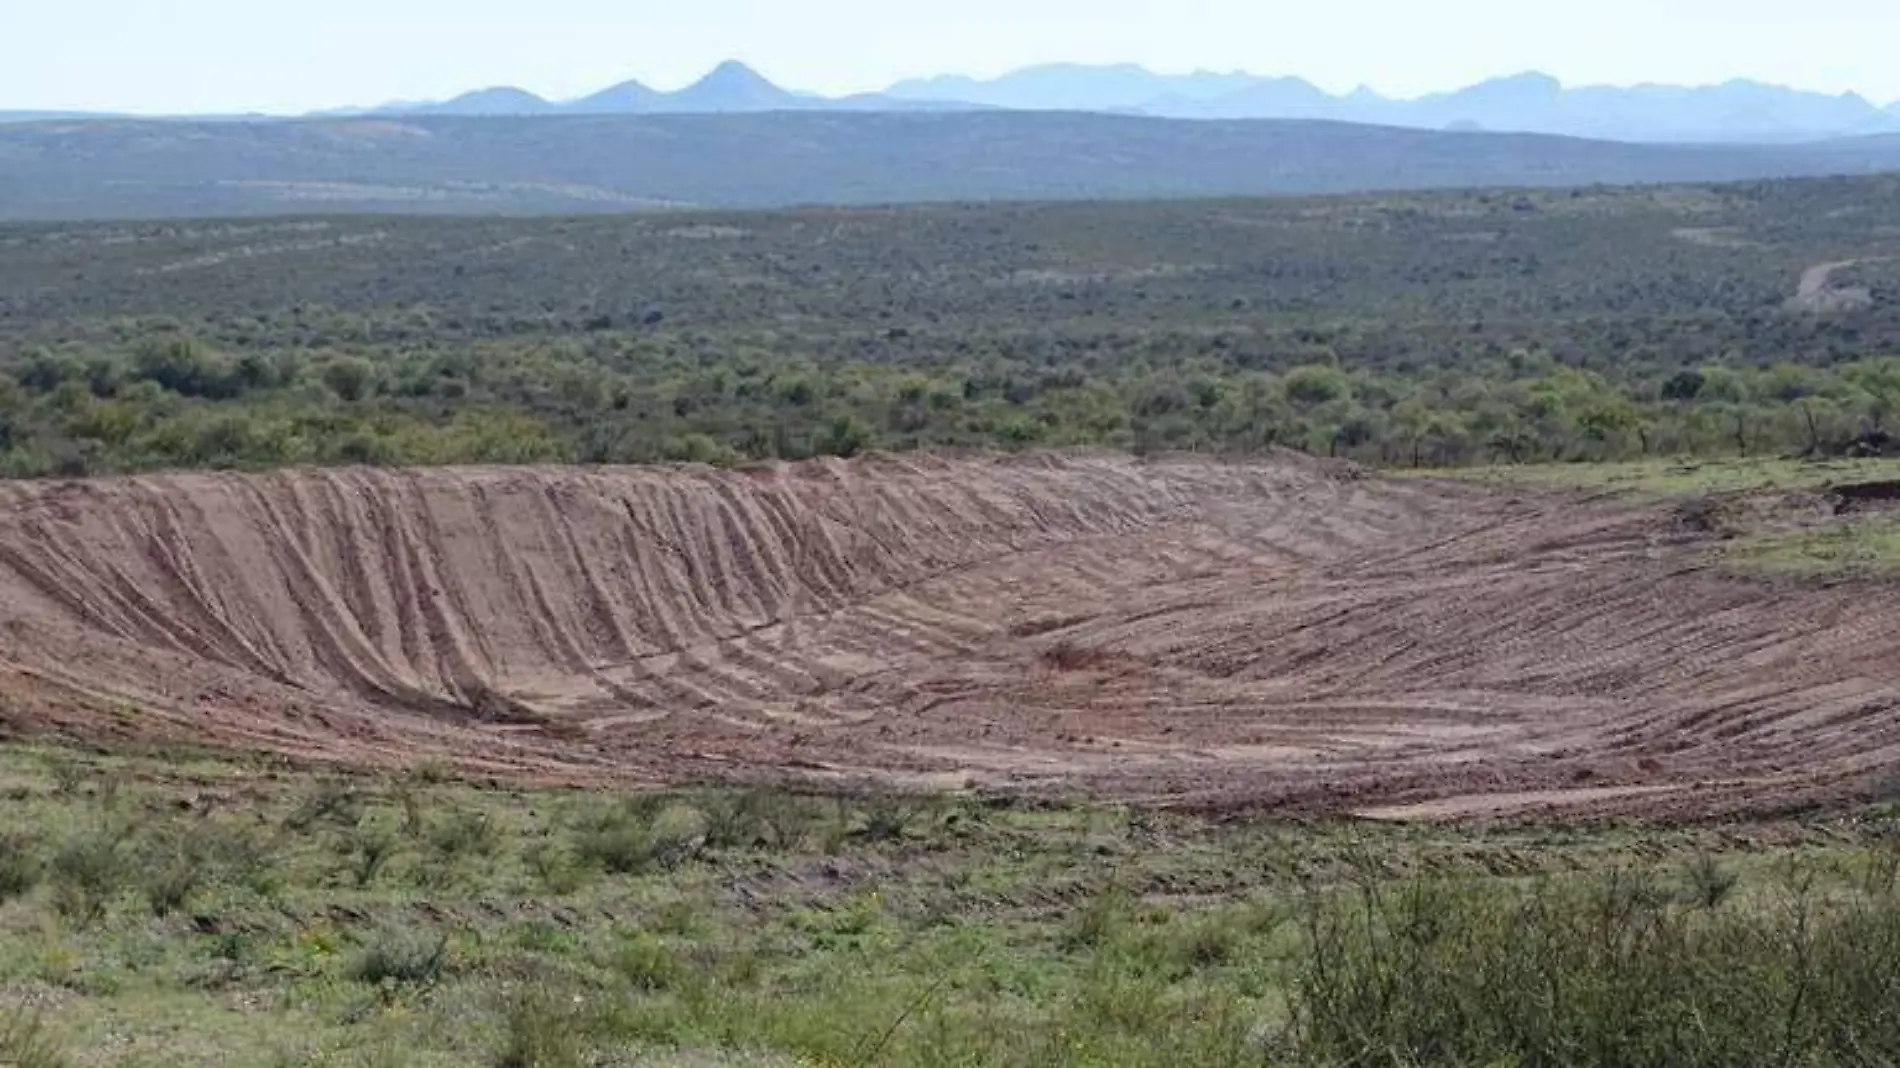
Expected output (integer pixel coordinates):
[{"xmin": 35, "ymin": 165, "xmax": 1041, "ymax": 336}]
[{"xmin": 0, "ymin": 451, "xmax": 1894, "ymax": 821}]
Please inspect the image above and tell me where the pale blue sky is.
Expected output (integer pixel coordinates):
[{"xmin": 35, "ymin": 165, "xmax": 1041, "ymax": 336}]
[{"xmin": 7, "ymin": 0, "xmax": 1899, "ymax": 114}]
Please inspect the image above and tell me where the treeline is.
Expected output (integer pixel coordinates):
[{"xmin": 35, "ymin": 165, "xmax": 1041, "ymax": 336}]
[{"xmin": 3, "ymin": 333, "xmax": 1897, "ymax": 477}]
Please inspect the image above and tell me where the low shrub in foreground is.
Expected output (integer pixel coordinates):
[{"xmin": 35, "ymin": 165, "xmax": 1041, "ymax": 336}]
[
  {"xmin": 1287, "ymin": 868, "xmax": 1900, "ymax": 1067},
  {"xmin": 0, "ymin": 833, "xmax": 42, "ymax": 904},
  {"xmin": 348, "ymin": 928, "xmax": 449, "ymax": 987},
  {"xmin": 0, "ymin": 1010, "xmax": 68, "ymax": 1068}
]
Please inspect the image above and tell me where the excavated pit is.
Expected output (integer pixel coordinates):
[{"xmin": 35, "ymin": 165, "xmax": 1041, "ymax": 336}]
[{"xmin": 1, "ymin": 451, "xmax": 1897, "ymax": 821}]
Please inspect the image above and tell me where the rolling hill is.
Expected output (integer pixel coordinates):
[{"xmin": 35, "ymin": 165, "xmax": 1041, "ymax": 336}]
[{"xmin": 5, "ymin": 111, "xmax": 1900, "ymax": 220}]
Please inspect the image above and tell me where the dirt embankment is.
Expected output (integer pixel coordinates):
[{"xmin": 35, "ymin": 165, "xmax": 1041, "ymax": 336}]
[{"xmin": 0, "ymin": 452, "xmax": 1896, "ymax": 821}]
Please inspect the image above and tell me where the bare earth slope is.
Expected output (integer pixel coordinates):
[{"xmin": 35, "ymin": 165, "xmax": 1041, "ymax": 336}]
[{"xmin": 0, "ymin": 452, "xmax": 1895, "ymax": 820}]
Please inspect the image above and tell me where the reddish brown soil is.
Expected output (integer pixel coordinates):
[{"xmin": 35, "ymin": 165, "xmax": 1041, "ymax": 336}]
[{"xmin": 0, "ymin": 451, "xmax": 1896, "ymax": 821}]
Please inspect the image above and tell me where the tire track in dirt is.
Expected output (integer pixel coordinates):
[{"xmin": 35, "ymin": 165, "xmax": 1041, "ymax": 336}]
[{"xmin": 1, "ymin": 452, "xmax": 1897, "ymax": 820}]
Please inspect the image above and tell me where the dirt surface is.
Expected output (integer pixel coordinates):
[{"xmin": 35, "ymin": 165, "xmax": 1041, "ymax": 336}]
[
  {"xmin": 1790, "ymin": 258, "xmax": 1877, "ymax": 312},
  {"xmin": 0, "ymin": 451, "xmax": 1896, "ymax": 822}
]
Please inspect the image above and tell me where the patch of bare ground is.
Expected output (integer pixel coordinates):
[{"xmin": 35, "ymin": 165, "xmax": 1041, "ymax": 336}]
[
  {"xmin": 1671, "ymin": 226, "xmax": 1757, "ymax": 249},
  {"xmin": 0, "ymin": 450, "xmax": 1896, "ymax": 822},
  {"xmin": 1789, "ymin": 258, "xmax": 1879, "ymax": 312}
]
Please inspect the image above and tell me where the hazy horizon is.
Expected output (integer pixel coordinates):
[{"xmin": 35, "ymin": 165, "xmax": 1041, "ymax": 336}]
[{"xmin": 8, "ymin": 0, "xmax": 1900, "ymax": 115}]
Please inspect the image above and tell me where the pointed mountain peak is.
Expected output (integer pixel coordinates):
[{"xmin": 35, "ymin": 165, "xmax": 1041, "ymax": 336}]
[
  {"xmin": 597, "ymin": 76, "xmax": 655, "ymax": 94},
  {"xmin": 671, "ymin": 61, "xmax": 796, "ymax": 111},
  {"xmin": 694, "ymin": 61, "xmax": 776, "ymax": 90}
]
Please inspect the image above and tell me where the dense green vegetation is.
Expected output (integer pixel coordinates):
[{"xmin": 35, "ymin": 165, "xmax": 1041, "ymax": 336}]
[
  {"xmin": 2, "ymin": 175, "xmax": 1899, "ymax": 476},
  {"xmin": 2, "ymin": 743, "xmax": 1899, "ymax": 1067}
]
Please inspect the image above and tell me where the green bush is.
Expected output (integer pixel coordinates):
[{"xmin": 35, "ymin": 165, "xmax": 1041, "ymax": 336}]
[
  {"xmin": 345, "ymin": 826, "xmax": 399, "ymax": 888},
  {"xmin": 610, "ymin": 934, "xmax": 686, "ymax": 993},
  {"xmin": 856, "ymin": 796, "xmax": 934, "ymax": 844},
  {"xmin": 521, "ymin": 841, "xmax": 587, "ymax": 895},
  {"xmin": 316, "ymin": 357, "xmax": 377, "ymax": 403},
  {"xmin": 0, "ymin": 1010, "xmax": 68, "ymax": 1068},
  {"xmin": 1285, "ymin": 871, "xmax": 1900, "ymax": 1067},
  {"xmin": 137, "ymin": 855, "xmax": 201, "ymax": 918},
  {"xmin": 492, "ymin": 986, "xmax": 588, "ymax": 1068},
  {"xmin": 1063, "ymin": 884, "xmax": 1134, "ymax": 952},
  {"xmin": 1680, "ymin": 852, "xmax": 1740, "ymax": 910},
  {"xmin": 571, "ymin": 804, "xmax": 659, "ymax": 876},
  {"xmin": 348, "ymin": 928, "xmax": 449, "ymax": 986},
  {"xmin": 428, "ymin": 808, "xmax": 499, "ymax": 860},
  {"xmin": 283, "ymin": 779, "xmax": 365, "ymax": 833},
  {"xmin": 47, "ymin": 828, "xmax": 130, "ymax": 927},
  {"xmin": 0, "ymin": 833, "xmax": 42, "ymax": 904},
  {"xmin": 695, "ymin": 789, "xmax": 840, "ymax": 853},
  {"xmin": 645, "ymin": 805, "xmax": 708, "ymax": 869},
  {"xmin": 694, "ymin": 788, "xmax": 778, "ymax": 851},
  {"xmin": 570, "ymin": 797, "xmax": 705, "ymax": 875},
  {"xmin": 135, "ymin": 827, "xmax": 217, "ymax": 917}
]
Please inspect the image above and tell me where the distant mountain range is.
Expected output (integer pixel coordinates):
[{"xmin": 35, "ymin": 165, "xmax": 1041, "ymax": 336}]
[
  {"xmin": 349, "ymin": 61, "xmax": 967, "ymax": 119},
  {"xmin": 303, "ymin": 63, "xmax": 1900, "ymax": 143},
  {"xmin": 10, "ymin": 61, "xmax": 1900, "ymax": 223},
  {"xmin": 16, "ymin": 61, "xmax": 1893, "ymax": 144},
  {"xmin": 905, "ymin": 67, "xmax": 1900, "ymax": 143},
  {"xmin": 7, "ymin": 110, "xmax": 1900, "ymax": 222}
]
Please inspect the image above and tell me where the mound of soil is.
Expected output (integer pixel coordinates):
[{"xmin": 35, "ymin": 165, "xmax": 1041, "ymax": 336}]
[
  {"xmin": 1833, "ymin": 479, "xmax": 1900, "ymax": 512},
  {"xmin": 0, "ymin": 452, "xmax": 1895, "ymax": 821}
]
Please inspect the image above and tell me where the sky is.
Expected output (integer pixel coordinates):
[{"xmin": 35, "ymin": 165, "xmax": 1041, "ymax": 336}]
[{"xmin": 6, "ymin": 0, "xmax": 1900, "ymax": 114}]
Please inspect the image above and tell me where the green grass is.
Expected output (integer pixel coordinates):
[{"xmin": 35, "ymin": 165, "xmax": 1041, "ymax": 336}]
[
  {"xmin": 1721, "ymin": 517, "xmax": 1900, "ymax": 576},
  {"xmin": 1, "ymin": 743, "xmax": 1898, "ymax": 1066},
  {"xmin": 1290, "ymin": 865, "xmax": 1900, "ymax": 1066},
  {"xmin": 1417, "ymin": 456, "xmax": 1900, "ymax": 498},
  {"xmin": 1415, "ymin": 457, "xmax": 1900, "ymax": 580}
]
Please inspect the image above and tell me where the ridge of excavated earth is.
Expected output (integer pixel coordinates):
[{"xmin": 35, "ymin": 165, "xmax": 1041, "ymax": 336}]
[{"xmin": 0, "ymin": 450, "xmax": 1896, "ymax": 822}]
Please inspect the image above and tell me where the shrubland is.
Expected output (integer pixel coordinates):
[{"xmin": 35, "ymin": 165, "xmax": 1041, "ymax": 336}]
[
  {"xmin": 2, "ymin": 746, "xmax": 1900, "ymax": 1066},
  {"xmin": 3, "ymin": 176, "xmax": 1900, "ymax": 475}
]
